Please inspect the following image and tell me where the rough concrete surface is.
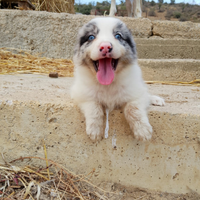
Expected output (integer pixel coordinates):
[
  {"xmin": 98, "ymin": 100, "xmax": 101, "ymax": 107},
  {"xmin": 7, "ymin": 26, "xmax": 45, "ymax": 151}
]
[
  {"xmin": 1, "ymin": 10, "xmax": 200, "ymax": 59},
  {"xmin": 0, "ymin": 10, "xmax": 151, "ymax": 59},
  {"xmin": 139, "ymin": 59, "xmax": 200, "ymax": 81},
  {"xmin": 0, "ymin": 74, "xmax": 200, "ymax": 196},
  {"xmin": 135, "ymin": 38, "xmax": 200, "ymax": 59},
  {"xmin": 152, "ymin": 20, "xmax": 200, "ymax": 39}
]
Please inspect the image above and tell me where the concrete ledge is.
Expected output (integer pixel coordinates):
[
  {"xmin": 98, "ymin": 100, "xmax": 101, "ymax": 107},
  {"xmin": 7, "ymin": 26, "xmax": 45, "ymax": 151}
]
[
  {"xmin": 152, "ymin": 20, "xmax": 200, "ymax": 39},
  {"xmin": 139, "ymin": 59, "xmax": 200, "ymax": 81},
  {"xmin": 0, "ymin": 75, "xmax": 200, "ymax": 194},
  {"xmin": 135, "ymin": 38, "xmax": 200, "ymax": 59}
]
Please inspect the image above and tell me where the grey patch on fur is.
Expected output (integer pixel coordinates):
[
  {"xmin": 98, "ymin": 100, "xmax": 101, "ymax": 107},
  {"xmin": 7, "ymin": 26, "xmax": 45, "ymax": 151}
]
[
  {"xmin": 79, "ymin": 22, "xmax": 99, "ymax": 47},
  {"xmin": 73, "ymin": 21, "xmax": 99, "ymax": 57},
  {"xmin": 113, "ymin": 22, "xmax": 137, "ymax": 58}
]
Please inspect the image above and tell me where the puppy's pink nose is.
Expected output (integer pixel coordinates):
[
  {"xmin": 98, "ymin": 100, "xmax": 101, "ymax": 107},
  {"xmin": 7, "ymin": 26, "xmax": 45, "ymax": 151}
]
[{"xmin": 99, "ymin": 42, "xmax": 112, "ymax": 54}]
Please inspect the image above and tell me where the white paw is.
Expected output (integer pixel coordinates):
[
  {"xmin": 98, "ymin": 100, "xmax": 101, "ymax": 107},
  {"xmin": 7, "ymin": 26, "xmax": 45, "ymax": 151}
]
[
  {"xmin": 86, "ymin": 123, "xmax": 103, "ymax": 142},
  {"xmin": 134, "ymin": 122, "xmax": 153, "ymax": 141},
  {"xmin": 151, "ymin": 95, "xmax": 165, "ymax": 106}
]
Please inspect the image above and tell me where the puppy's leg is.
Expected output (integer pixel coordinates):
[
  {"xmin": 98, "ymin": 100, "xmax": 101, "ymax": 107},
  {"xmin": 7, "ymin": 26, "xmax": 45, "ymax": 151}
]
[
  {"xmin": 151, "ymin": 95, "xmax": 165, "ymax": 106},
  {"xmin": 79, "ymin": 101, "xmax": 104, "ymax": 141},
  {"xmin": 124, "ymin": 100, "xmax": 152, "ymax": 141}
]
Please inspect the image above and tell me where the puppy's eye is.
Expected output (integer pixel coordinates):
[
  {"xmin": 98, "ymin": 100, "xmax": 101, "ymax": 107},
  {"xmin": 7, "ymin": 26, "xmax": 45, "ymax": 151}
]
[
  {"xmin": 115, "ymin": 34, "xmax": 122, "ymax": 40},
  {"xmin": 88, "ymin": 35, "xmax": 95, "ymax": 41}
]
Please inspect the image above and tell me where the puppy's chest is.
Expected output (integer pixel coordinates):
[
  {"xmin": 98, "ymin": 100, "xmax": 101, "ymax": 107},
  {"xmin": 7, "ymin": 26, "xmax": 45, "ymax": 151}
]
[{"xmin": 95, "ymin": 86, "xmax": 130, "ymax": 108}]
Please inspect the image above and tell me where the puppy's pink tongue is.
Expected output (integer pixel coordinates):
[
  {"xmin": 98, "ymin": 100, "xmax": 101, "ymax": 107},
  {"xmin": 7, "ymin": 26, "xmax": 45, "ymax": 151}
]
[{"xmin": 97, "ymin": 58, "xmax": 114, "ymax": 85}]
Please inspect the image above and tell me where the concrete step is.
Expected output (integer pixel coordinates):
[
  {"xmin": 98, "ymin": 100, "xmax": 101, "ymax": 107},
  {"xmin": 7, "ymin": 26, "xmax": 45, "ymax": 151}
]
[
  {"xmin": 138, "ymin": 59, "xmax": 200, "ymax": 81},
  {"xmin": 135, "ymin": 38, "xmax": 200, "ymax": 59},
  {"xmin": 0, "ymin": 74, "xmax": 200, "ymax": 195}
]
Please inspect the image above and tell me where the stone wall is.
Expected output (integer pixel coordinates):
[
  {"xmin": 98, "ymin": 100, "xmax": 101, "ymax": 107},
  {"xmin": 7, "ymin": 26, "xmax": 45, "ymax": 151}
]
[
  {"xmin": 0, "ymin": 10, "xmax": 200, "ymax": 59},
  {"xmin": 0, "ymin": 10, "xmax": 151, "ymax": 59}
]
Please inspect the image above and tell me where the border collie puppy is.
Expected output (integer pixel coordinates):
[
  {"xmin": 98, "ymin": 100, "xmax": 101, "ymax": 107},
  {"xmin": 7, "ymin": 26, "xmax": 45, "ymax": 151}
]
[{"xmin": 71, "ymin": 17, "xmax": 164, "ymax": 141}]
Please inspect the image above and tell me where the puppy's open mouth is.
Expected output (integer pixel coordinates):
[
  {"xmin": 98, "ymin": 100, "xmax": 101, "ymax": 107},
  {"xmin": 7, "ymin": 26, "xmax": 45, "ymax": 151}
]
[{"xmin": 93, "ymin": 58, "xmax": 118, "ymax": 85}]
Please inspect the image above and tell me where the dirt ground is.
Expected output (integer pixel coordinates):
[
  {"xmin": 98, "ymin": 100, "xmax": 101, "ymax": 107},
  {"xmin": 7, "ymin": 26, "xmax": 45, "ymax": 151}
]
[
  {"xmin": 142, "ymin": 10, "xmax": 178, "ymax": 21},
  {"xmin": 108, "ymin": 183, "xmax": 200, "ymax": 200},
  {"xmin": 3, "ymin": 180, "xmax": 200, "ymax": 200}
]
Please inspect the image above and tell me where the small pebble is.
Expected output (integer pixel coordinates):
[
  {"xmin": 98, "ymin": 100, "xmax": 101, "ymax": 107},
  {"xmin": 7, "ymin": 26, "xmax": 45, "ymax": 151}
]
[{"xmin": 49, "ymin": 72, "xmax": 58, "ymax": 78}]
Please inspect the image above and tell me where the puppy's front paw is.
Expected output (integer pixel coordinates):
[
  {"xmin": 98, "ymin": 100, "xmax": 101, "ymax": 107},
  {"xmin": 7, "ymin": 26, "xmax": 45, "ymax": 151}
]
[
  {"xmin": 79, "ymin": 101, "xmax": 104, "ymax": 142},
  {"xmin": 124, "ymin": 102, "xmax": 153, "ymax": 141},
  {"xmin": 151, "ymin": 95, "xmax": 165, "ymax": 106},
  {"xmin": 133, "ymin": 122, "xmax": 153, "ymax": 141},
  {"xmin": 86, "ymin": 123, "xmax": 103, "ymax": 142}
]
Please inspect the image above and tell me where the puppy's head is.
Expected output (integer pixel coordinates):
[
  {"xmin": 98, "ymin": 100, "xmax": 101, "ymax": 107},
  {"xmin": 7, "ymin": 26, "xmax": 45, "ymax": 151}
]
[{"xmin": 74, "ymin": 17, "xmax": 137, "ymax": 85}]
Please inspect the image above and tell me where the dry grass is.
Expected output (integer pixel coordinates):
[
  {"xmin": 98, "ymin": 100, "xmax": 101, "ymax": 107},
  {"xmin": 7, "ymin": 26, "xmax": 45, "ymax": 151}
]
[
  {"xmin": 31, "ymin": 0, "xmax": 75, "ymax": 13},
  {"xmin": 0, "ymin": 48, "xmax": 74, "ymax": 77},
  {"xmin": 146, "ymin": 80, "xmax": 200, "ymax": 86},
  {"xmin": 0, "ymin": 143, "xmax": 118, "ymax": 200}
]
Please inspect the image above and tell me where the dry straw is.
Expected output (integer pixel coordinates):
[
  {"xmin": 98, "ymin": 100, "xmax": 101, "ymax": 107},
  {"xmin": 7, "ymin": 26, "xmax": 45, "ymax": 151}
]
[
  {"xmin": 0, "ymin": 143, "xmax": 118, "ymax": 199},
  {"xmin": 0, "ymin": 48, "xmax": 74, "ymax": 77},
  {"xmin": 146, "ymin": 80, "xmax": 200, "ymax": 87},
  {"xmin": 31, "ymin": 0, "xmax": 75, "ymax": 13}
]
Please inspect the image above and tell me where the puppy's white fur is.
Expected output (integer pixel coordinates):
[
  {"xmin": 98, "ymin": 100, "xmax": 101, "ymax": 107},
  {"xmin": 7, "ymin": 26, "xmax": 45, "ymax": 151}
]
[{"xmin": 71, "ymin": 17, "xmax": 164, "ymax": 141}]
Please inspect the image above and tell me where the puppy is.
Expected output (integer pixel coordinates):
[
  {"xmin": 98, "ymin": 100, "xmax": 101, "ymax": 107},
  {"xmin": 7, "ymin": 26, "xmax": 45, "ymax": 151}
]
[{"xmin": 71, "ymin": 17, "xmax": 164, "ymax": 141}]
